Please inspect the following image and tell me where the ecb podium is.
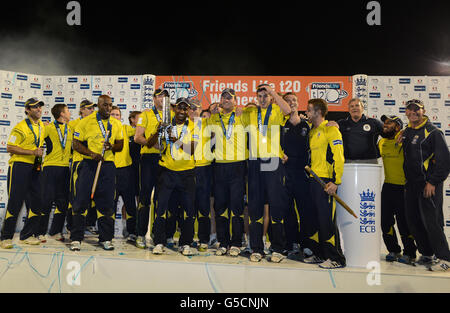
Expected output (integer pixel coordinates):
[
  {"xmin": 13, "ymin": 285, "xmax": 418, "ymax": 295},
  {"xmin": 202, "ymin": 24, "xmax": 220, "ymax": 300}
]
[{"xmin": 336, "ymin": 163, "xmax": 382, "ymax": 268}]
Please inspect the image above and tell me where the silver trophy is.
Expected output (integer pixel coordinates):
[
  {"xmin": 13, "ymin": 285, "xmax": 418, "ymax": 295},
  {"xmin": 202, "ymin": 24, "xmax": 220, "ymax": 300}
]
[{"xmin": 159, "ymin": 94, "xmax": 172, "ymax": 154}]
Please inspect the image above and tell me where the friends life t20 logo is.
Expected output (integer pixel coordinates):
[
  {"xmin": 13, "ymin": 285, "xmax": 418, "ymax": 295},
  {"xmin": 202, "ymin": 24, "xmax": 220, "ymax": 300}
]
[
  {"xmin": 307, "ymin": 82, "xmax": 348, "ymax": 105},
  {"xmin": 162, "ymin": 81, "xmax": 199, "ymax": 104},
  {"xmin": 359, "ymin": 189, "xmax": 376, "ymax": 233}
]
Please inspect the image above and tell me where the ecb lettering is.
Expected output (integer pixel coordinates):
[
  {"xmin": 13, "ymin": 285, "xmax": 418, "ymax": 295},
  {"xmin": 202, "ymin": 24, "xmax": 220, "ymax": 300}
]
[{"xmin": 360, "ymin": 226, "xmax": 376, "ymax": 233}]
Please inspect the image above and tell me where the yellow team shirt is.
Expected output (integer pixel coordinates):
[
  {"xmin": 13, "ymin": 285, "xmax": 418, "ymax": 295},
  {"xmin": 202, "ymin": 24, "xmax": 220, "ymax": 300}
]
[
  {"xmin": 193, "ymin": 117, "xmax": 214, "ymax": 167},
  {"xmin": 73, "ymin": 112, "xmax": 124, "ymax": 162},
  {"xmin": 241, "ymin": 104, "xmax": 288, "ymax": 159},
  {"xmin": 136, "ymin": 108, "xmax": 174, "ymax": 155},
  {"xmin": 309, "ymin": 120, "xmax": 345, "ymax": 185},
  {"xmin": 42, "ymin": 121, "xmax": 73, "ymax": 168},
  {"xmin": 69, "ymin": 118, "xmax": 84, "ymax": 163},
  {"xmin": 159, "ymin": 120, "xmax": 197, "ymax": 172},
  {"xmin": 114, "ymin": 124, "xmax": 135, "ymax": 168},
  {"xmin": 378, "ymin": 132, "xmax": 405, "ymax": 185},
  {"xmin": 7, "ymin": 119, "xmax": 46, "ymax": 165},
  {"xmin": 209, "ymin": 110, "xmax": 247, "ymax": 163}
]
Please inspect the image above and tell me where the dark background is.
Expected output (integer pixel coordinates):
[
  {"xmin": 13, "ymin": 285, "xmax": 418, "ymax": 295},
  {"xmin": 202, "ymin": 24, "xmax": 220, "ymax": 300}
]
[{"xmin": 0, "ymin": 0, "xmax": 449, "ymax": 76}]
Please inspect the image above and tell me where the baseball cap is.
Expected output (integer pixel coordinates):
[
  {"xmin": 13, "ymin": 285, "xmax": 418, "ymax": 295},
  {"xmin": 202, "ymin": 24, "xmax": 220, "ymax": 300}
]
[
  {"xmin": 80, "ymin": 99, "xmax": 96, "ymax": 108},
  {"xmin": 189, "ymin": 98, "xmax": 201, "ymax": 109},
  {"xmin": 381, "ymin": 115, "xmax": 403, "ymax": 128},
  {"xmin": 405, "ymin": 99, "xmax": 424, "ymax": 110},
  {"xmin": 25, "ymin": 97, "xmax": 44, "ymax": 108},
  {"xmin": 221, "ymin": 88, "xmax": 236, "ymax": 98},
  {"xmin": 154, "ymin": 88, "xmax": 169, "ymax": 97},
  {"xmin": 175, "ymin": 97, "xmax": 192, "ymax": 107}
]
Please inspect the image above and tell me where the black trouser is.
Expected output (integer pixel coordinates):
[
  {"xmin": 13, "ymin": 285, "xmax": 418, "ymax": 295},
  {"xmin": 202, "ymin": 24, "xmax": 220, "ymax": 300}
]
[
  {"xmin": 195, "ymin": 164, "xmax": 213, "ymax": 244},
  {"xmin": 381, "ymin": 183, "xmax": 417, "ymax": 258},
  {"xmin": 214, "ymin": 161, "xmax": 245, "ymax": 248},
  {"xmin": 114, "ymin": 165, "xmax": 137, "ymax": 236},
  {"xmin": 284, "ymin": 160, "xmax": 315, "ymax": 251},
  {"xmin": 153, "ymin": 168, "xmax": 196, "ymax": 247},
  {"xmin": 1, "ymin": 162, "xmax": 41, "ymax": 241},
  {"xmin": 166, "ymin": 190, "xmax": 181, "ymax": 240},
  {"xmin": 71, "ymin": 160, "xmax": 116, "ymax": 242},
  {"xmin": 247, "ymin": 158, "xmax": 287, "ymax": 254},
  {"xmin": 38, "ymin": 166, "xmax": 70, "ymax": 236},
  {"xmin": 405, "ymin": 181, "xmax": 450, "ymax": 261},
  {"xmin": 310, "ymin": 178, "xmax": 346, "ymax": 265},
  {"xmin": 137, "ymin": 153, "xmax": 160, "ymax": 237},
  {"xmin": 67, "ymin": 161, "xmax": 80, "ymax": 232}
]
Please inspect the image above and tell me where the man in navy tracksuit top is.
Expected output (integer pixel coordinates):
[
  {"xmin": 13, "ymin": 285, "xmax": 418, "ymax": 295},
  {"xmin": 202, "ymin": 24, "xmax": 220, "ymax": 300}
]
[{"xmin": 401, "ymin": 99, "xmax": 450, "ymax": 271}]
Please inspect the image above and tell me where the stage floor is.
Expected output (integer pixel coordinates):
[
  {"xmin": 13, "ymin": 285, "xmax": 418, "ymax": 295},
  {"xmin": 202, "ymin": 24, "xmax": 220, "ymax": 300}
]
[{"xmin": 0, "ymin": 234, "xmax": 449, "ymax": 293}]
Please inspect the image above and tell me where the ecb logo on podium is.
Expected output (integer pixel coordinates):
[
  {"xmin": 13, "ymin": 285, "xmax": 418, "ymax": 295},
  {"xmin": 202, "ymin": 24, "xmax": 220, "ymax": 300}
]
[{"xmin": 359, "ymin": 189, "xmax": 376, "ymax": 233}]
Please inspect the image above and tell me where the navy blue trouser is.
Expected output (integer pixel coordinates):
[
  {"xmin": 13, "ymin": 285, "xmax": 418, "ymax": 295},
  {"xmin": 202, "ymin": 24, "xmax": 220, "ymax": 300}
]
[
  {"xmin": 247, "ymin": 158, "xmax": 288, "ymax": 254},
  {"xmin": 405, "ymin": 181, "xmax": 450, "ymax": 261},
  {"xmin": 195, "ymin": 164, "xmax": 213, "ymax": 244},
  {"xmin": 71, "ymin": 160, "xmax": 116, "ymax": 242},
  {"xmin": 114, "ymin": 165, "xmax": 137, "ymax": 236},
  {"xmin": 153, "ymin": 167, "xmax": 196, "ymax": 247},
  {"xmin": 214, "ymin": 161, "xmax": 245, "ymax": 248},
  {"xmin": 1, "ymin": 162, "xmax": 41, "ymax": 241},
  {"xmin": 310, "ymin": 178, "xmax": 346, "ymax": 265},
  {"xmin": 137, "ymin": 153, "xmax": 160, "ymax": 237},
  {"xmin": 38, "ymin": 166, "xmax": 70, "ymax": 236},
  {"xmin": 284, "ymin": 159, "xmax": 316, "ymax": 251},
  {"xmin": 381, "ymin": 183, "xmax": 417, "ymax": 258}
]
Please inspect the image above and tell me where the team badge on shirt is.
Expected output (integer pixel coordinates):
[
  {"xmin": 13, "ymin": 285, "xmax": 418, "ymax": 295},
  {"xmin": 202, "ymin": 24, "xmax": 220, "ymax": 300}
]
[{"xmin": 363, "ymin": 124, "xmax": 371, "ymax": 132}]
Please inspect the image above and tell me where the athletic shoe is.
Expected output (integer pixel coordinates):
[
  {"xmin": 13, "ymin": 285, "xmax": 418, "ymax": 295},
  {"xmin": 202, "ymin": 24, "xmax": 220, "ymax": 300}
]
[
  {"xmin": 397, "ymin": 254, "xmax": 415, "ymax": 265},
  {"xmin": 86, "ymin": 226, "xmax": 98, "ymax": 235},
  {"xmin": 20, "ymin": 236, "xmax": 40, "ymax": 245},
  {"xmin": 0, "ymin": 239, "xmax": 13, "ymax": 249},
  {"xmin": 229, "ymin": 246, "xmax": 240, "ymax": 257},
  {"xmin": 416, "ymin": 255, "xmax": 437, "ymax": 266},
  {"xmin": 126, "ymin": 234, "xmax": 137, "ymax": 243},
  {"xmin": 385, "ymin": 252, "xmax": 401, "ymax": 262},
  {"xmin": 303, "ymin": 255, "xmax": 323, "ymax": 264},
  {"xmin": 270, "ymin": 252, "xmax": 285, "ymax": 263},
  {"xmin": 135, "ymin": 236, "xmax": 146, "ymax": 249},
  {"xmin": 180, "ymin": 245, "xmax": 195, "ymax": 256},
  {"xmin": 250, "ymin": 252, "xmax": 263, "ymax": 262},
  {"xmin": 428, "ymin": 259, "xmax": 450, "ymax": 272},
  {"xmin": 215, "ymin": 247, "xmax": 227, "ymax": 256},
  {"xmin": 38, "ymin": 235, "xmax": 47, "ymax": 243},
  {"xmin": 99, "ymin": 241, "xmax": 114, "ymax": 251},
  {"xmin": 51, "ymin": 233, "xmax": 65, "ymax": 242},
  {"xmin": 70, "ymin": 241, "xmax": 81, "ymax": 251},
  {"xmin": 198, "ymin": 243, "xmax": 208, "ymax": 252},
  {"xmin": 152, "ymin": 244, "xmax": 165, "ymax": 255},
  {"xmin": 319, "ymin": 259, "xmax": 345, "ymax": 269}
]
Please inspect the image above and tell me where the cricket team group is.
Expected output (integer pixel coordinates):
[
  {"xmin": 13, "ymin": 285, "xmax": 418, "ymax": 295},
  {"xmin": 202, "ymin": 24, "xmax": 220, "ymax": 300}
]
[{"xmin": 1, "ymin": 83, "xmax": 449, "ymax": 271}]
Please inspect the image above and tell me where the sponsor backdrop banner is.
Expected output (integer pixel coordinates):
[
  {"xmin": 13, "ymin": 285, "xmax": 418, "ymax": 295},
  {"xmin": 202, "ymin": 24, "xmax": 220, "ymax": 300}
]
[
  {"xmin": 155, "ymin": 76, "xmax": 353, "ymax": 111},
  {"xmin": 0, "ymin": 71, "xmax": 449, "ymax": 238}
]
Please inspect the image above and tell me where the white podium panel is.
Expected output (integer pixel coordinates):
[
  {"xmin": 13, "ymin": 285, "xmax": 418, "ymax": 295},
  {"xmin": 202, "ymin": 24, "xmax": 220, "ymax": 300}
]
[{"xmin": 336, "ymin": 164, "xmax": 382, "ymax": 268}]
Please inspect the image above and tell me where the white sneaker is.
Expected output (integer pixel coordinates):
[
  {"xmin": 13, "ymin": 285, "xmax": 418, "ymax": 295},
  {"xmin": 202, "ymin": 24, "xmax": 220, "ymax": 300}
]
[
  {"xmin": 99, "ymin": 241, "xmax": 114, "ymax": 251},
  {"xmin": 180, "ymin": 245, "xmax": 195, "ymax": 256},
  {"xmin": 21, "ymin": 236, "xmax": 40, "ymax": 245},
  {"xmin": 428, "ymin": 259, "xmax": 450, "ymax": 272},
  {"xmin": 126, "ymin": 234, "xmax": 137, "ymax": 243},
  {"xmin": 70, "ymin": 241, "xmax": 81, "ymax": 251},
  {"xmin": 215, "ymin": 247, "xmax": 227, "ymax": 256},
  {"xmin": 0, "ymin": 239, "xmax": 13, "ymax": 249},
  {"xmin": 318, "ymin": 258, "xmax": 345, "ymax": 269},
  {"xmin": 271, "ymin": 252, "xmax": 285, "ymax": 263},
  {"xmin": 135, "ymin": 236, "xmax": 146, "ymax": 249},
  {"xmin": 38, "ymin": 235, "xmax": 47, "ymax": 243},
  {"xmin": 153, "ymin": 244, "xmax": 165, "ymax": 255},
  {"xmin": 229, "ymin": 246, "xmax": 240, "ymax": 257},
  {"xmin": 250, "ymin": 252, "xmax": 263, "ymax": 262}
]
